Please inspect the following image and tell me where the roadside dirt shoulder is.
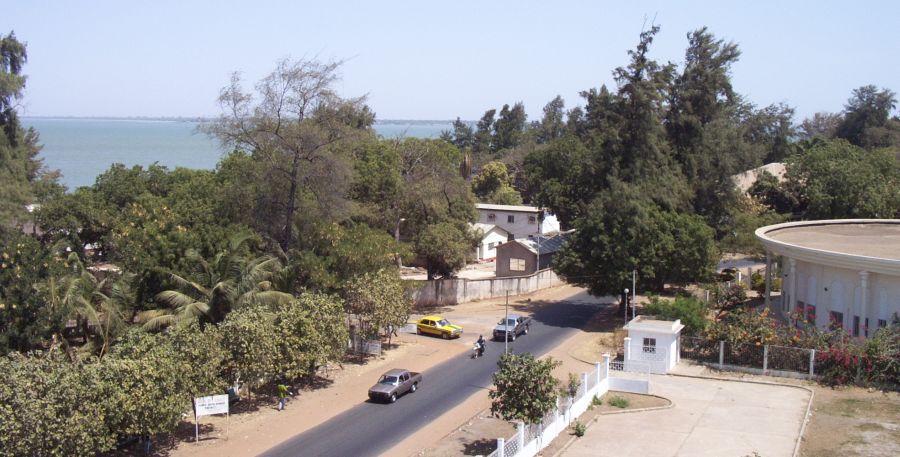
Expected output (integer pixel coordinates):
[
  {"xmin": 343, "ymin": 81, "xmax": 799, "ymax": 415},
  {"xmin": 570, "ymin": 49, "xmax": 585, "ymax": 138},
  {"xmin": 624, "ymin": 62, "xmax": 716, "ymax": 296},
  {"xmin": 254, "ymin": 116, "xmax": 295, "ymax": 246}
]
[{"xmin": 169, "ymin": 284, "xmax": 597, "ymax": 457}]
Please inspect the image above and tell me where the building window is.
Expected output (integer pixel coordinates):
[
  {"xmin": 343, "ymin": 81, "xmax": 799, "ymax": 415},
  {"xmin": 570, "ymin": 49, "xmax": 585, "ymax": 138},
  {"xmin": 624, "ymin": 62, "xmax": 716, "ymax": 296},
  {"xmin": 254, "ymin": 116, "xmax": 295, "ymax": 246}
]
[
  {"xmin": 507, "ymin": 215, "xmax": 515, "ymax": 223},
  {"xmin": 488, "ymin": 242, "xmax": 495, "ymax": 250},
  {"xmin": 829, "ymin": 311, "xmax": 843, "ymax": 330},
  {"xmin": 528, "ymin": 215, "xmax": 536, "ymax": 224},
  {"xmin": 642, "ymin": 337, "xmax": 657, "ymax": 353},
  {"xmin": 509, "ymin": 258, "xmax": 525, "ymax": 271},
  {"xmin": 487, "ymin": 213, "xmax": 496, "ymax": 222},
  {"xmin": 853, "ymin": 315, "xmax": 860, "ymax": 337},
  {"xmin": 878, "ymin": 319, "xmax": 888, "ymax": 329}
]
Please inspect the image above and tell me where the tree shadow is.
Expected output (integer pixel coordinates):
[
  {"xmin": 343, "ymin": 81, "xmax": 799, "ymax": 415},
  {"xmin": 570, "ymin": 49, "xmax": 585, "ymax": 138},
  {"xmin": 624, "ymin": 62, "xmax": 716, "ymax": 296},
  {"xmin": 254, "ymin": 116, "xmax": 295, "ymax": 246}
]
[
  {"xmin": 294, "ymin": 375, "xmax": 335, "ymax": 391},
  {"xmin": 462, "ymin": 438, "xmax": 498, "ymax": 456},
  {"xmin": 508, "ymin": 298, "xmax": 620, "ymax": 334}
]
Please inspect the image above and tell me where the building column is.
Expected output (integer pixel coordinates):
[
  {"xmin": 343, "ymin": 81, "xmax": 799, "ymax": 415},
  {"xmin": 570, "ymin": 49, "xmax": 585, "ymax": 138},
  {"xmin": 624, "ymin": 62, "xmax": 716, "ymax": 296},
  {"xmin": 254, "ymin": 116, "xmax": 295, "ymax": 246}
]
[
  {"xmin": 859, "ymin": 271, "xmax": 869, "ymax": 336},
  {"xmin": 764, "ymin": 251, "xmax": 773, "ymax": 309},
  {"xmin": 788, "ymin": 258, "xmax": 797, "ymax": 316}
]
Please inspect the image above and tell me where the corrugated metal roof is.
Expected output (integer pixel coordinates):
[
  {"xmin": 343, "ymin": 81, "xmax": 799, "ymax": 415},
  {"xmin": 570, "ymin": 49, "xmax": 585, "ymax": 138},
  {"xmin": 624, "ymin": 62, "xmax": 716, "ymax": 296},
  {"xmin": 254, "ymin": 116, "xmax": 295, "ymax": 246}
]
[{"xmin": 513, "ymin": 233, "xmax": 571, "ymax": 255}]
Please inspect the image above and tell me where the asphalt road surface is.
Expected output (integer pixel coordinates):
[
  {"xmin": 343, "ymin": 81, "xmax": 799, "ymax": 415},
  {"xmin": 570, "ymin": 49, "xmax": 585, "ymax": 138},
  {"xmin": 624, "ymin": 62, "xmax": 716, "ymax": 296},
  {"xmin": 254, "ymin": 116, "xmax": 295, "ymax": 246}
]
[{"xmin": 262, "ymin": 300, "xmax": 606, "ymax": 457}]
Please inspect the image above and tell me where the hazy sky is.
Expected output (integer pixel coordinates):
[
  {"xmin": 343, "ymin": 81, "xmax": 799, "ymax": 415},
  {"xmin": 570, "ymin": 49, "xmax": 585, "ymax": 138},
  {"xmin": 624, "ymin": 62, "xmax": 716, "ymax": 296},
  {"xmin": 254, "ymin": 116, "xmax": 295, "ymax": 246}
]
[{"xmin": 6, "ymin": 1, "xmax": 900, "ymax": 121}]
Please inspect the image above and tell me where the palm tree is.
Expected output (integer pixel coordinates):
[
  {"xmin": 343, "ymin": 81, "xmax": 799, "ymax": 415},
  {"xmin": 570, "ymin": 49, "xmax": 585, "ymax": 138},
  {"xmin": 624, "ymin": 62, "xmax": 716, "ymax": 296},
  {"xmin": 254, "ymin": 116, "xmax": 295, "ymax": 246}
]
[
  {"xmin": 38, "ymin": 253, "xmax": 133, "ymax": 356},
  {"xmin": 143, "ymin": 232, "xmax": 290, "ymax": 330}
]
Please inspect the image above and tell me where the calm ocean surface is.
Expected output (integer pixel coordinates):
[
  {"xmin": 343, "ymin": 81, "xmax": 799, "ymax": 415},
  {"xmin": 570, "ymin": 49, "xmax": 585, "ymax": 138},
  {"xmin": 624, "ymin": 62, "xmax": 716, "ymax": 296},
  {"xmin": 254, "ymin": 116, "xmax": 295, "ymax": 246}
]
[{"xmin": 23, "ymin": 118, "xmax": 452, "ymax": 190}]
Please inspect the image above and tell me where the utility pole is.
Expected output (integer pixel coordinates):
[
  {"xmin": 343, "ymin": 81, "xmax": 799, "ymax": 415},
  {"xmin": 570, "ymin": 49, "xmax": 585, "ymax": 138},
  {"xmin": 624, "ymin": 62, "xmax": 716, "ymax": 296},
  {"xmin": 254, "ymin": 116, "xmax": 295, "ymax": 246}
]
[{"xmin": 505, "ymin": 291, "xmax": 509, "ymax": 354}]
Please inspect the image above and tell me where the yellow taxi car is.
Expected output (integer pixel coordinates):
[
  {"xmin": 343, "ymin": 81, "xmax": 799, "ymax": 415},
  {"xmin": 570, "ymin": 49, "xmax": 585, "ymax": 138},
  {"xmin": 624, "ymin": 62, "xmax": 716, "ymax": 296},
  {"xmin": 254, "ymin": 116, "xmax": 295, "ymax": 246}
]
[{"xmin": 416, "ymin": 315, "xmax": 463, "ymax": 339}]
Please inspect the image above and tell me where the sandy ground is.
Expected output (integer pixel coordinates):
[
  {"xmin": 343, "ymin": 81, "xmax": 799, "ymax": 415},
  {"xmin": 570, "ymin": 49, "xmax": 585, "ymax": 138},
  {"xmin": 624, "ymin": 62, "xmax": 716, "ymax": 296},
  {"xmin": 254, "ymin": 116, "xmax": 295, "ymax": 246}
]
[
  {"xmin": 401, "ymin": 261, "xmax": 498, "ymax": 281},
  {"xmin": 166, "ymin": 283, "xmax": 608, "ymax": 457}
]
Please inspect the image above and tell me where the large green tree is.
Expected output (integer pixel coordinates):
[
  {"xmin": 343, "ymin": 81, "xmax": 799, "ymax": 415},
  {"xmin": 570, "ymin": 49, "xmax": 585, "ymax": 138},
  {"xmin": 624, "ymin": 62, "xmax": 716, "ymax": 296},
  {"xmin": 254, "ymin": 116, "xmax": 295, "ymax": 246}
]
[
  {"xmin": 492, "ymin": 102, "xmax": 527, "ymax": 154},
  {"xmin": 785, "ymin": 138, "xmax": 900, "ymax": 219},
  {"xmin": 0, "ymin": 352, "xmax": 115, "ymax": 457},
  {"xmin": 273, "ymin": 293, "xmax": 349, "ymax": 379},
  {"xmin": 0, "ymin": 32, "xmax": 54, "ymax": 227},
  {"xmin": 835, "ymin": 85, "xmax": 900, "ymax": 150},
  {"xmin": 554, "ymin": 184, "xmax": 717, "ymax": 295},
  {"xmin": 471, "ymin": 161, "xmax": 522, "ymax": 204},
  {"xmin": 204, "ymin": 58, "xmax": 374, "ymax": 252},
  {"xmin": 345, "ymin": 269, "xmax": 412, "ymax": 343}
]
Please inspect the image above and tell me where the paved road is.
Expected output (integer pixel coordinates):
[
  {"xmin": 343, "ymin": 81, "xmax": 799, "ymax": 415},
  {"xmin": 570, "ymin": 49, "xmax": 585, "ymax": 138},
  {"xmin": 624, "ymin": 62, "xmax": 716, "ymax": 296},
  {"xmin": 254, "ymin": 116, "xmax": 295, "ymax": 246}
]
[{"xmin": 261, "ymin": 301, "xmax": 605, "ymax": 457}]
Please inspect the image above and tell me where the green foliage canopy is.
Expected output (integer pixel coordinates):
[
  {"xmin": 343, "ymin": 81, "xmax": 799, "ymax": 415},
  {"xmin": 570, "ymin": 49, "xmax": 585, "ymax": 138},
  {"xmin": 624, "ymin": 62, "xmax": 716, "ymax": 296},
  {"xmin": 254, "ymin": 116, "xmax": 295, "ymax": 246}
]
[{"xmin": 490, "ymin": 352, "xmax": 560, "ymax": 424}]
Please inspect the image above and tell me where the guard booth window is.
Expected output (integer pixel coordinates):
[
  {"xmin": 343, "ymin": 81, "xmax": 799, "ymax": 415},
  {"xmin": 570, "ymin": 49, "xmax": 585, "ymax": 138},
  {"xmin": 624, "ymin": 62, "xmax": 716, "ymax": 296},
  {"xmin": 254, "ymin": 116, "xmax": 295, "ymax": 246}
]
[{"xmin": 642, "ymin": 337, "xmax": 656, "ymax": 353}]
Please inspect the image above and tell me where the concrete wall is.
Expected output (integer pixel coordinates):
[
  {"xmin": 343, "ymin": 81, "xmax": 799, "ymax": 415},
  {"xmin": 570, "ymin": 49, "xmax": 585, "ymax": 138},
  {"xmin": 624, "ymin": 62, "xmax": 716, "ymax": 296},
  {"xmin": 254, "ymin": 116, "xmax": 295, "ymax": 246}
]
[
  {"xmin": 409, "ymin": 269, "xmax": 563, "ymax": 307},
  {"xmin": 608, "ymin": 377, "xmax": 650, "ymax": 394}
]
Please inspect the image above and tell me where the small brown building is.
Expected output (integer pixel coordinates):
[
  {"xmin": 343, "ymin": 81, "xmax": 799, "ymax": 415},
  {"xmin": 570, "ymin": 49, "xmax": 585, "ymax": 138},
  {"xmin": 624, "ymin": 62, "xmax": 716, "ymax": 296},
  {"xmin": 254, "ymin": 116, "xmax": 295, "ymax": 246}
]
[{"xmin": 495, "ymin": 233, "xmax": 570, "ymax": 278}]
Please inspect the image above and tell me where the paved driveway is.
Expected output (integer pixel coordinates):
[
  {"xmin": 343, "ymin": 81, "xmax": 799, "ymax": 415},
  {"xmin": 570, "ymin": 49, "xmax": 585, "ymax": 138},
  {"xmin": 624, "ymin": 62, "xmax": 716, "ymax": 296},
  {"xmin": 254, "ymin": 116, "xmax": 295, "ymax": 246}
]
[{"xmin": 564, "ymin": 373, "xmax": 811, "ymax": 457}]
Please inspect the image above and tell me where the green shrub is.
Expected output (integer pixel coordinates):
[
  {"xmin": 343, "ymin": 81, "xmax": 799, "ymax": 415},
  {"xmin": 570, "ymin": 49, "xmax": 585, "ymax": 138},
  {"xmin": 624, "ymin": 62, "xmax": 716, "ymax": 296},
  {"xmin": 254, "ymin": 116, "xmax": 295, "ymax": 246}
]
[
  {"xmin": 565, "ymin": 372, "xmax": 581, "ymax": 398},
  {"xmin": 750, "ymin": 269, "xmax": 782, "ymax": 295},
  {"xmin": 608, "ymin": 395, "xmax": 629, "ymax": 408},
  {"xmin": 573, "ymin": 421, "xmax": 586, "ymax": 437},
  {"xmin": 591, "ymin": 395, "xmax": 602, "ymax": 406},
  {"xmin": 644, "ymin": 295, "xmax": 708, "ymax": 336}
]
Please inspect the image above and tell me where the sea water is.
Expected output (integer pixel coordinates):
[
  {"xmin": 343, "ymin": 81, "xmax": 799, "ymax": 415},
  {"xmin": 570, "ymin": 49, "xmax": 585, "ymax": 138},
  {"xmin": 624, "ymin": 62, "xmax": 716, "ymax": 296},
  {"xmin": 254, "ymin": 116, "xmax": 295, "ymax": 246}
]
[{"xmin": 23, "ymin": 118, "xmax": 452, "ymax": 190}]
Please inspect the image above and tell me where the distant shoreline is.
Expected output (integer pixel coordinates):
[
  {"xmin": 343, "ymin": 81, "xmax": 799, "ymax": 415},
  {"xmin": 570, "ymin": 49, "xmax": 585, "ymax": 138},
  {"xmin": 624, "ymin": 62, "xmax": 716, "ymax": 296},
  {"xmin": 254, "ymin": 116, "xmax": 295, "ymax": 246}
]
[{"xmin": 22, "ymin": 116, "xmax": 465, "ymax": 125}]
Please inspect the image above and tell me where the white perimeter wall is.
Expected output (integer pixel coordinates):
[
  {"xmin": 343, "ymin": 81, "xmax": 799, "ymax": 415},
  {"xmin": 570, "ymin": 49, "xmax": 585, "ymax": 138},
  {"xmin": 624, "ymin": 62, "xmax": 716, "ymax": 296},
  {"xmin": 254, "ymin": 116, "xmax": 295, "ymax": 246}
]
[{"xmin": 410, "ymin": 269, "xmax": 563, "ymax": 307}]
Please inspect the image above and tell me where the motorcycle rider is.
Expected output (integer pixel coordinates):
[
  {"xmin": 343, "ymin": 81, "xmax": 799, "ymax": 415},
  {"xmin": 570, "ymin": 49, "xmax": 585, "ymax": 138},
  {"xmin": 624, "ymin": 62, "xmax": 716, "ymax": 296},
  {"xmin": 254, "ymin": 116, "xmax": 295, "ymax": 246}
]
[{"xmin": 475, "ymin": 335, "xmax": 486, "ymax": 358}]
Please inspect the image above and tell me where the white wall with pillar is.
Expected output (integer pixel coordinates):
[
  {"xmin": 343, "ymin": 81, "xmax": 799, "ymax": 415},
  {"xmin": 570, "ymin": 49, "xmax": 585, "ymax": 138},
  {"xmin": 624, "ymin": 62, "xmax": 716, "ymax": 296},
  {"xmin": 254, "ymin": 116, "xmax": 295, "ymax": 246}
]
[{"xmin": 757, "ymin": 220, "xmax": 900, "ymax": 338}]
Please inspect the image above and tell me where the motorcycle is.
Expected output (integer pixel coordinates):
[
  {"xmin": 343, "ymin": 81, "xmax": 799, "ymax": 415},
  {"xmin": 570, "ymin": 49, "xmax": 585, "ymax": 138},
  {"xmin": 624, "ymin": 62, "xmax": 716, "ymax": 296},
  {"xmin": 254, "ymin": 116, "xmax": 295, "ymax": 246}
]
[{"xmin": 472, "ymin": 341, "xmax": 485, "ymax": 359}]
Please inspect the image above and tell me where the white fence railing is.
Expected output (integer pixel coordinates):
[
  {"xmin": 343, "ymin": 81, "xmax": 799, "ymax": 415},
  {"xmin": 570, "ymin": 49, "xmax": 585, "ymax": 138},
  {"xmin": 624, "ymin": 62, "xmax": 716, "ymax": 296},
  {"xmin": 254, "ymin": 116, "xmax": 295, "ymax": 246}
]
[
  {"xmin": 679, "ymin": 336, "xmax": 817, "ymax": 380},
  {"xmin": 486, "ymin": 354, "xmax": 648, "ymax": 457}
]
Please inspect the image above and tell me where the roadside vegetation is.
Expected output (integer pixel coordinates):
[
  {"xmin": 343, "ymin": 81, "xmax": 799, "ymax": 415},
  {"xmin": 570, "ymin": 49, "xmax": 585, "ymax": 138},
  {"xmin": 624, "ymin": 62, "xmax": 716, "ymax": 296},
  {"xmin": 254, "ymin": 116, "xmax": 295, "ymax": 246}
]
[{"xmin": 1, "ymin": 18, "xmax": 899, "ymax": 455}]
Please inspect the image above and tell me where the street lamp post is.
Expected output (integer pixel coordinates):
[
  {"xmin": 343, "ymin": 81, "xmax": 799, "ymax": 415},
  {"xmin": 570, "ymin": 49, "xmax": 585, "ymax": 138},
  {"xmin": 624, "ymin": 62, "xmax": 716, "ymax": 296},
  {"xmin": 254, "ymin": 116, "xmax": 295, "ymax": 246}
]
[
  {"xmin": 632, "ymin": 270, "xmax": 637, "ymax": 320},
  {"xmin": 395, "ymin": 218, "xmax": 406, "ymax": 267},
  {"xmin": 623, "ymin": 288, "xmax": 630, "ymax": 322}
]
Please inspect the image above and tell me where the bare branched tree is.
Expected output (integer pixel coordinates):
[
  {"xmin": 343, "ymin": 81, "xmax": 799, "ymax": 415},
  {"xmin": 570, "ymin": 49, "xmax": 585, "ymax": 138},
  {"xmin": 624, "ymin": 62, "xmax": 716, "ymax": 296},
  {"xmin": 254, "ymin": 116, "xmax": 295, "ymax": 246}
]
[{"xmin": 203, "ymin": 58, "xmax": 374, "ymax": 252}]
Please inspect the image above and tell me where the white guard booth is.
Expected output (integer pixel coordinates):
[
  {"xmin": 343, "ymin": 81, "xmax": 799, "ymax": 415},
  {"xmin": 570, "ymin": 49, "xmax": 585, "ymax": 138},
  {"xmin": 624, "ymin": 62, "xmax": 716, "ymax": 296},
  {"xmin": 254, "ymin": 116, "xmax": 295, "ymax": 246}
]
[{"xmin": 623, "ymin": 316, "xmax": 684, "ymax": 374}]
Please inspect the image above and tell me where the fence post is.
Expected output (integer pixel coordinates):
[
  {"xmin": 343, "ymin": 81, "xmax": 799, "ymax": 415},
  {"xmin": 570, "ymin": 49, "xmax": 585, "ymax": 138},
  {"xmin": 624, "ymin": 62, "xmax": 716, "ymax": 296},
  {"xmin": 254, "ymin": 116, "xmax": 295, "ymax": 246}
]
[
  {"xmin": 809, "ymin": 349, "xmax": 816, "ymax": 379},
  {"xmin": 601, "ymin": 354, "xmax": 610, "ymax": 380},
  {"xmin": 623, "ymin": 337, "xmax": 632, "ymax": 369},
  {"xmin": 497, "ymin": 438, "xmax": 505, "ymax": 457},
  {"xmin": 517, "ymin": 422, "xmax": 525, "ymax": 448},
  {"xmin": 763, "ymin": 344, "xmax": 769, "ymax": 374},
  {"xmin": 718, "ymin": 341, "xmax": 725, "ymax": 370}
]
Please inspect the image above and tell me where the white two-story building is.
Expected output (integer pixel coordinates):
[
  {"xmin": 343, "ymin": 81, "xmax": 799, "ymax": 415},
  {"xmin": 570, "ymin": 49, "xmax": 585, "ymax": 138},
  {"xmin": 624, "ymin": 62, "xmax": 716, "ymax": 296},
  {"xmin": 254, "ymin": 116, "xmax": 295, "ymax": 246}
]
[{"xmin": 474, "ymin": 203, "xmax": 559, "ymax": 240}]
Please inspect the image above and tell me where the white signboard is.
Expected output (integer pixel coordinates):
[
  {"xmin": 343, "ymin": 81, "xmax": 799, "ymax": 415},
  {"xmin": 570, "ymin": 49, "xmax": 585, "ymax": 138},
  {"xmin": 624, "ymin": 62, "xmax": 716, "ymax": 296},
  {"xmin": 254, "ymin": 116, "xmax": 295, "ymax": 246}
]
[{"xmin": 194, "ymin": 394, "xmax": 229, "ymax": 418}]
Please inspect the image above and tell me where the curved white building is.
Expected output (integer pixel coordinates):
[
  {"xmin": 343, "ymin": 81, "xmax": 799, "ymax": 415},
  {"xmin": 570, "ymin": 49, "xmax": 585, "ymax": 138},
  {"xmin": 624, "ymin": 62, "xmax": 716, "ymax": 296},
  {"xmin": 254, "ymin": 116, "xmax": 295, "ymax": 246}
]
[{"xmin": 756, "ymin": 219, "xmax": 900, "ymax": 337}]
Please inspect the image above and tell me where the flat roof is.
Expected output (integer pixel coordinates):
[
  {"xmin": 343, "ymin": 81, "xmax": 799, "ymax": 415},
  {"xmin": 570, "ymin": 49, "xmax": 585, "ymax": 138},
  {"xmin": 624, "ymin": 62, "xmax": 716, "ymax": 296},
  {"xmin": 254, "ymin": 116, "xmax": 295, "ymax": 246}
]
[
  {"xmin": 624, "ymin": 316, "xmax": 684, "ymax": 334},
  {"xmin": 756, "ymin": 220, "xmax": 900, "ymax": 276},
  {"xmin": 475, "ymin": 203, "xmax": 540, "ymax": 213},
  {"xmin": 763, "ymin": 221, "xmax": 900, "ymax": 261}
]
